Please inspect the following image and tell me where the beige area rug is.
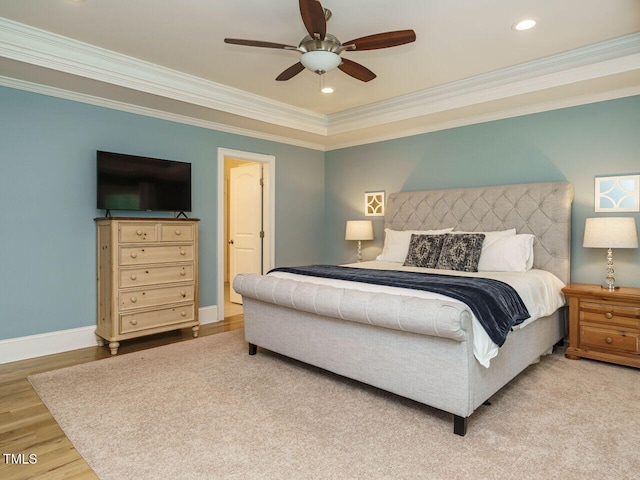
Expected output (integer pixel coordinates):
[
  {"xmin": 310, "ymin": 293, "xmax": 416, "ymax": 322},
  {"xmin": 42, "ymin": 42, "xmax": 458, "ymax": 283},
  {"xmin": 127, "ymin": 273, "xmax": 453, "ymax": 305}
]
[{"xmin": 29, "ymin": 330, "xmax": 639, "ymax": 480}]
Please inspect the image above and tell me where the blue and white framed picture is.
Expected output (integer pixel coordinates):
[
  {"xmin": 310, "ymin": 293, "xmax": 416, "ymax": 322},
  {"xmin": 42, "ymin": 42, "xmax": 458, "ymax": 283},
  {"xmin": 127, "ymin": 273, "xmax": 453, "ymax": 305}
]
[{"xmin": 595, "ymin": 175, "xmax": 640, "ymax": 212}]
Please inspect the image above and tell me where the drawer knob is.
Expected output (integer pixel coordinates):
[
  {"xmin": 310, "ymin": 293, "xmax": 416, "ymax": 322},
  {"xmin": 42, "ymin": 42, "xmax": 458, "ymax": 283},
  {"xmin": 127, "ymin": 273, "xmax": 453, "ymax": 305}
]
[
  {"xmin": 605, "ymin": 312, "xmax": 613, "ymax": 319},
  {"xmin": 130, "ymin": 274, "xmax": 137, "ymax": 280},
  {"xmin": 136, "ymin": 230, "xmax": 143, "ymax": 236},
  {"xmin": 175, "ymin": 230, "xmax": 181, "ymax": 235},
  {"xmin": 130, "ymin": 319, "xmax": 138, "ymax": 325},
  {"xmin": 605, "ymin": 337, "xmax": 613, "ymax": 344},
  {"xmin": 130, "ymin": 252, "xmax": 138, "ymax": 258},
  {"xmin": 130, "ymin": 296, "xmax": 137, "ymax": 303},
  {"xmin": 180, "ymin": 269, "xmax": 186, "ymax": 276},
  {"xmin": 181, "ymin": 311, "xmax": 187, "ymax": 317},
  {"xmin": 180, "ymin": 250, "xmax": 186, "ymax": 256},
  {"xmin": 181, "ymin": 291, "xmax": 186, "ymax": 297}
]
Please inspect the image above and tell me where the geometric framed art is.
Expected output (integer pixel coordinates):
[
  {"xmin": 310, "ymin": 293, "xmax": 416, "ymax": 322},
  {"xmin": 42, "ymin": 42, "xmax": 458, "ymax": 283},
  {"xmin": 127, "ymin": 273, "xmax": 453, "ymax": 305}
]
[
  {"xmin": 364, "ymin": 191, "xmax": 385, "ymax": 216},
  {"xmin": 595, "ymin": 175, "xmax": 640, "ymax": 212}
]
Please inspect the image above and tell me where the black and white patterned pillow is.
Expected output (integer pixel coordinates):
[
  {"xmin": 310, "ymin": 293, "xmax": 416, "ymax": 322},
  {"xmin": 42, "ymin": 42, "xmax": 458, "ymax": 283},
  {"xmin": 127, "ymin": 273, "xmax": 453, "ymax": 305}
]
[
  {"xmin": 435, "ymin": 233, "xmax": 486, "ymax": 272},
  {"xmin": 403, "ymin": 234, "xmax": 446, "ymax": 268}
]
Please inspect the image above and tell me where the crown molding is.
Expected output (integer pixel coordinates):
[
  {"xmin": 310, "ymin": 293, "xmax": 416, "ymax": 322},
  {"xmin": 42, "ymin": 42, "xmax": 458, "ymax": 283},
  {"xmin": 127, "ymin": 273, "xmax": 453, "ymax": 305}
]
[
  {"xmin": 0, "ymin": 75, "xmax": 327, "ymax": 151},
  {"xmin": 325, "ymin": 84, "xmax": 640, "ymax": 151},
  {"xmin": 1, "ymin": 16, "xmax": 638, "ymax": 147},
  {"xmin": 327, "ymin": 33, "xmax": 640, "ymax": 135},
  {"xmin": 5, "ymin": 73, "xmax": 639, "ymax": 154},
  {"xmin": 0, "ymin": 17, "xmax": 328, "ymax": 135}
]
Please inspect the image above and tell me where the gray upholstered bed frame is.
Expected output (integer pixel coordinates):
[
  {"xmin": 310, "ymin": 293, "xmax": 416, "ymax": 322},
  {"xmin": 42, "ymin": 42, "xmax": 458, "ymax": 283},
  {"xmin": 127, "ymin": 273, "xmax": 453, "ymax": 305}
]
[{"xmin": 234, "ymin": 181, "xmax": 574, "ymax": 435}]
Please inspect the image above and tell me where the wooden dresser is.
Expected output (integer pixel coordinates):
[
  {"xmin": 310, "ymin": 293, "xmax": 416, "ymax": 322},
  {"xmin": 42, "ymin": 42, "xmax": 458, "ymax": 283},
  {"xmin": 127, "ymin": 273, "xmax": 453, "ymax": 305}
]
[
  {"xmin": 95, "ymin": 217, "xmax": 199, "ymax": 354},
  {"xmin": 562, "ymin": 283, "xmax": 640, "ymax": 368}
]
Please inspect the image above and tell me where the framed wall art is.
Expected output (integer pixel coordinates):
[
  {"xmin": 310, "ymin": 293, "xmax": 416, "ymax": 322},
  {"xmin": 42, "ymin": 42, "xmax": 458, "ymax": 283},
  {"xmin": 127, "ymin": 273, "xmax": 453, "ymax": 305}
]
[
  {"xmin": 595, "ymin": 175, "xmax": 639, "ymax": 212},
  {"xmin": 364, "ymin": 191, "xmax": 385, "ymax": 216}
]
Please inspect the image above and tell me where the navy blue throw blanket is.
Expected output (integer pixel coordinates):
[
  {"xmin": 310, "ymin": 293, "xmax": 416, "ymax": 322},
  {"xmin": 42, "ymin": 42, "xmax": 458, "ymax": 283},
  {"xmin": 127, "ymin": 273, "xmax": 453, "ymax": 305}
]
[{"xmin": 269, "ymin": 265, "xmax": 530, "ymax": 347}]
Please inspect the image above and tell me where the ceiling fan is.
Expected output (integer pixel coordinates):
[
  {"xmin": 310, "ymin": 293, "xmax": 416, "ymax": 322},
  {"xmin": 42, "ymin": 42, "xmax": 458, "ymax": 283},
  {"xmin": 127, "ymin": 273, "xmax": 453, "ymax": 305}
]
[{"xmin": 224, "ymin": 0, "xmax": 416, "ymax": 82}]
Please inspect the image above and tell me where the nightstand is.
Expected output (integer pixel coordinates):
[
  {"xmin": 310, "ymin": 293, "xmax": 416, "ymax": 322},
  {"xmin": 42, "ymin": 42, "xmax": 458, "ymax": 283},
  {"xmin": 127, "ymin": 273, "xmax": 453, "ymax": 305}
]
[{"xmin": 562, "ymin": 283, "xmax": 640, "ymax": 368}]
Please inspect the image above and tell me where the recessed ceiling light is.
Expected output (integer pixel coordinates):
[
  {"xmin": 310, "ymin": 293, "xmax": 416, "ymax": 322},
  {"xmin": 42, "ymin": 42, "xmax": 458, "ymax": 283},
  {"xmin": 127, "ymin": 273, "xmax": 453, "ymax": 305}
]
[{"xmin": 512, "ymin": 19, "xmax": 537, "ymax": 31}]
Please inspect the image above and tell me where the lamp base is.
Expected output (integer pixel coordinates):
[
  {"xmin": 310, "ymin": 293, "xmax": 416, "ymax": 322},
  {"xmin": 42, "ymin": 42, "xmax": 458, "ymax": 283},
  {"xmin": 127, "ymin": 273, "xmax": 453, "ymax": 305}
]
[{"xmin": 601, "ymin": 284, "xmax": 620, "ymax": 291}]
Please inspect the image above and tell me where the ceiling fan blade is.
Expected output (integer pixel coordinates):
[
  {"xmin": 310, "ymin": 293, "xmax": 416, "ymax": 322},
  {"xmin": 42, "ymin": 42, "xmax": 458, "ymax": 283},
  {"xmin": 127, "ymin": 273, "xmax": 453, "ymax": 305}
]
[
  {"xmin": 338, "ymin": 58, "xmax": 376, "ymax": 82},
  {"xmin": 343, "ymin": 30, "xmax": 416, "ymax": 51},
  {"xmin": 276, "ymin": 62, "xmax": 306, "ymax": 81},
  {"xmin": 299, "ymin": 0, "xmax": 326, "ymax": 39},
  {"xmin": 224, "ymin": 38, "xmax": 297, "ymax": 50}
]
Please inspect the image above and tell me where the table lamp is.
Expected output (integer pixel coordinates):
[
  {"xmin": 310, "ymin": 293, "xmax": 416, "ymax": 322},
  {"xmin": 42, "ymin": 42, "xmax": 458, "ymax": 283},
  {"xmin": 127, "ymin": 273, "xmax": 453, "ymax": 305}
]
[
  {"xmin": 583, "ymin": 217, "xmax": 638, "ymax": 290},
  {"xmin": 345, "ymin": 220, "xmax": 374, "ymax": 262}
]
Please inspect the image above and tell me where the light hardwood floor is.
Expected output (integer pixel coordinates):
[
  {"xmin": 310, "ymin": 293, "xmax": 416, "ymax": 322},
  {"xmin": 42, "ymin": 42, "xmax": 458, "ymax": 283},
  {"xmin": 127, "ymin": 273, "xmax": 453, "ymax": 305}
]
[
  {"xmin": 224, "ymin": 282, "xmax": 243, "ymax": 317},
  {"xmin": 0, "ymin": 316, "xmax": 244, "ymax": 480}
]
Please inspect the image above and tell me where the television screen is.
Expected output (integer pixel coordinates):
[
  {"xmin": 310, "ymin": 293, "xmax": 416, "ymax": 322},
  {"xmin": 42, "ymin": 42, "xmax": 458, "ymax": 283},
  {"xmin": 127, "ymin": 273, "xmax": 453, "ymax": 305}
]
[{"xmin": 97, "ymin": 151, "xmax": 191, "ymax": 212}]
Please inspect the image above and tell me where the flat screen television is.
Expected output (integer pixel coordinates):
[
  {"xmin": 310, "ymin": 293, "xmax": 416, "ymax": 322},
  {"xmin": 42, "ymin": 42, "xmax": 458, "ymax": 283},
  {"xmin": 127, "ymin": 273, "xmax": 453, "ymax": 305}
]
[{"xmin": 97, "ymin": 151, "xmax": 192, "ymax": 213}]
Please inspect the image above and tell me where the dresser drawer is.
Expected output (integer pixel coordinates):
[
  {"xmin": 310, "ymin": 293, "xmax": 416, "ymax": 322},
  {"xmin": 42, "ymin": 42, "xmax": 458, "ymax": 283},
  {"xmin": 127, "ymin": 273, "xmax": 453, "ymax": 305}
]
[
  {"xmin": 119, "ymin": 223, "xmax": 158, "ymax": 243},
  {"xmin": 119, "ymin": 284, "xmax": 195, "ymax": 311},
  {"xmin": 119, "ymin": 245, "xmax": 194, "ymax": 265},
  {"xmin": 160, "ymin": 223, "xmax": 194, "ymax": 242},
  {"xmin": 119, "ymin": 264, "xmax": 194, "ymax": 288},
  {"xmin": 580, "ymin": 301, "xmax": 640, "ymax": 329},
  {"xmin": 580, "ymin": 325, "xmax": 640, "ymax": 354},
  {"xmin": 120, "ymin": 304, "xmax": 195, "ymax": 334}
]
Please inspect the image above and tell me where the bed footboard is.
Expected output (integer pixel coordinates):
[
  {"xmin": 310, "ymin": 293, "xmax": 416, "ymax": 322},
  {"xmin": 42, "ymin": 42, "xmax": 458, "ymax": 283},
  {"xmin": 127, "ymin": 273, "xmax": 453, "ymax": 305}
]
[{"xmin": 234, "ymin": 273, "xmax": 472, "ymax": 340}]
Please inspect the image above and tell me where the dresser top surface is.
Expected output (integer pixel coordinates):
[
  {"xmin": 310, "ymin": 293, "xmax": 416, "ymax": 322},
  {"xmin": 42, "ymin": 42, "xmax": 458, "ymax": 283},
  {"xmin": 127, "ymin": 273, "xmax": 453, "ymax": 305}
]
[{"xmin": 95, "ymin": 217, "xmax": 199, "ymax": 222}]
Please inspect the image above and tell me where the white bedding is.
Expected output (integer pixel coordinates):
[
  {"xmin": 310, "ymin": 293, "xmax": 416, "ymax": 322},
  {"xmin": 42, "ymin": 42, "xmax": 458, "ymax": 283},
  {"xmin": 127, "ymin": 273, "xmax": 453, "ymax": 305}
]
[{"xmin": 268, "ymin": 261, "xmax": 566, "ymax": 367}]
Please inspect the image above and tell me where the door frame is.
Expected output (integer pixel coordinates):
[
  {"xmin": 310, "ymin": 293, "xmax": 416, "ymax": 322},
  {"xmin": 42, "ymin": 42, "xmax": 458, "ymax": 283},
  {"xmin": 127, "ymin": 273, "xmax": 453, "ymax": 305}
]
[{"xmin": 217, "ymin": 148, "xmax": 275, "ymax": 320}]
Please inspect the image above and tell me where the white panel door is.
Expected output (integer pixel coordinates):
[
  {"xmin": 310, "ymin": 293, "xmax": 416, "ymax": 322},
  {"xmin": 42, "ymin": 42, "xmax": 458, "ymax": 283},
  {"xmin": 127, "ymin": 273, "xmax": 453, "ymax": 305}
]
[{"xmin": 229, "ymin": 163, "xmax": 263, "ymax": 304}]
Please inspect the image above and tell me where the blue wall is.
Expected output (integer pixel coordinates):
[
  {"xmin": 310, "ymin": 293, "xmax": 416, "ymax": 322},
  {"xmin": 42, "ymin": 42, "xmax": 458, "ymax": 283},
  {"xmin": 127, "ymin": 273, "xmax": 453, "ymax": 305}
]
[
  {"xmin": 2, "ymin": 85, "xmax": 639, "ymax": 342},
  {"xmin": 0, "ymin": 86, "xmax": 324, "ymax": 340},
  {"xmin": 325, "ymin": 96, "xmax": 640, "ymax": 287}
]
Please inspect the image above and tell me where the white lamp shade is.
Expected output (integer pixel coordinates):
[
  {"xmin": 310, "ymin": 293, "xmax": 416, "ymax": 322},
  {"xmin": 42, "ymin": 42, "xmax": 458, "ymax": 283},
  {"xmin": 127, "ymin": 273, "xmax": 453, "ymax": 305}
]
[
  {"xmin": 583, "ymin": 217, "xmax": 638, "ymax": 249},
  {"xmin": 300, "ymin": 51, "xmax": 341, "ymax": 73},
  {"xmin": 345, "ymin": 220, "xmax": 374, "ymax": 241}
]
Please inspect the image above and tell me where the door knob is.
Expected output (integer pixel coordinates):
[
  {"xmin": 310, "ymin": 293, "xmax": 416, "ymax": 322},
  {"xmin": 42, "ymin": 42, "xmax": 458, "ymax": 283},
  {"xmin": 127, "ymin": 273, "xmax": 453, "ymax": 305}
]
[{"xmin": 228, "ymin": 239, "xmax": 234, "ymax": 244}]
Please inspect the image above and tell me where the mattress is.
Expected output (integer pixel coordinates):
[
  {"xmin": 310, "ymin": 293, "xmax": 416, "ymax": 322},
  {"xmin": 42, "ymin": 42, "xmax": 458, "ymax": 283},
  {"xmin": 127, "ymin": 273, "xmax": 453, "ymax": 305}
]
[{"xmin": 268, "ymin": 261, "xmax": 566, "ymax": 367}]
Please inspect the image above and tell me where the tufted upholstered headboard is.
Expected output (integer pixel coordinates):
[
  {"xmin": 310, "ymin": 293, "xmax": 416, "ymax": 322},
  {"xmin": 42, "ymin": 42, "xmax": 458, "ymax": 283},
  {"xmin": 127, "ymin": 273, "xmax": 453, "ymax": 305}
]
[{"xmin": 384, "ymin": 182, "xmax": 574, "ymax": 284}]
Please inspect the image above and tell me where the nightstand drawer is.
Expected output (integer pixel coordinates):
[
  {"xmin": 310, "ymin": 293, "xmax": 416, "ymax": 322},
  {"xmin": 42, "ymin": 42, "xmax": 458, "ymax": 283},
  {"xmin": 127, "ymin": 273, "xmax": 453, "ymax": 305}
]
[
  {"xmin": 580, "ymin": 301, "xmax": 640, "ymax": 329},
  {"xmin": 580, "ymin": 326, "xmax": 640, "ymax": 354}
]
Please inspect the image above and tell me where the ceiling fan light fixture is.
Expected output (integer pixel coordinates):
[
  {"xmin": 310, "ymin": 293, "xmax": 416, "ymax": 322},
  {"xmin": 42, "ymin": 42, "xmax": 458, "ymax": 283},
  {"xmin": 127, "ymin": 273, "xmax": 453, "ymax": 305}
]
[
  {"xmin": 300, "ymin": 51, "xmax": 341, "ymax": 74},
  {"xmin": 225, "ymin": 1, "xmax": 416, "ymax": 83}
]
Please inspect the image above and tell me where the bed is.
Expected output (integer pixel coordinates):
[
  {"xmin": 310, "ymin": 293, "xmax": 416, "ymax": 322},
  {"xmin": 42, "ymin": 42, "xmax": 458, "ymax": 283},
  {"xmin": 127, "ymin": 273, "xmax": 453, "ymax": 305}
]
[{"xmin": 233, "ymin": 181, "xmax": 574, "ymax": 435}]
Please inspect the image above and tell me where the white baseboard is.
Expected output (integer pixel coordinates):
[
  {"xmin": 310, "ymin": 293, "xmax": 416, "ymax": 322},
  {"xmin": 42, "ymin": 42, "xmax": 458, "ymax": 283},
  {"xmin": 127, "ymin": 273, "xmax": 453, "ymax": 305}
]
[
  {"xmin": 0, "ymin": 305, "xmax": 220, "ymax": 365},
  {"xmin": 0, "ymin": 325, "xmax": 97, "ymax": 365},
  {"xmin": 198, "ymin": 305, "xmax": 219, "ymax": 325}
]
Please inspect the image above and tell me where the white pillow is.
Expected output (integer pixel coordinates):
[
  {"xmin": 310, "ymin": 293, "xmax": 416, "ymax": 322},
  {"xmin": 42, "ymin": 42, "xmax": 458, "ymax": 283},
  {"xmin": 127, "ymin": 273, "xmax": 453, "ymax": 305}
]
[
  {"xmin": 454, "ymin": 228, "xmax": 516, "ymax": 253},
  {"xmin": 376, "ymin": 228, "xmax": 453, "ymax": 263},
  {"xmin": 454, "ymin": 228, "xmax": 516, "ymax": 242},
  {"xmin": 478, "ymin": 234, "xmax": 535, "ymax": 272}
]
